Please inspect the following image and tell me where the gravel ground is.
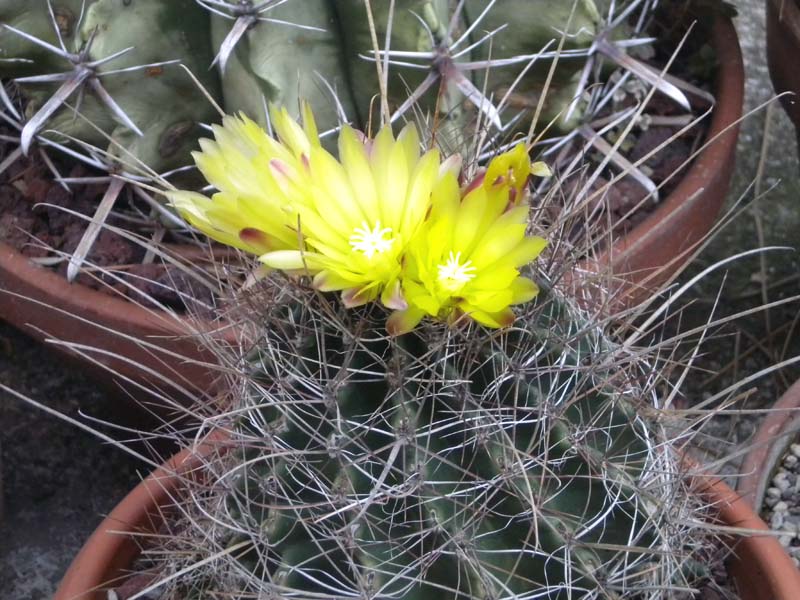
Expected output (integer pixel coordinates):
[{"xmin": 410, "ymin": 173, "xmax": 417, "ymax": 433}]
[
  {"xmin": 1, "ymin": 1, "xmax": 799, "ymax": 598},
  {"xmin": 0, "ymin": 322, "xmax": 145, "ymax": 600},
  {"xmin": 762, "ymin": 443, "xmax": 800, "ymax": 567}
]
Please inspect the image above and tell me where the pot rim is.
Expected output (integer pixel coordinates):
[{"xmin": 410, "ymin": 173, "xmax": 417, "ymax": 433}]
[
  {"xmin": 0, "ymin": 239, "xmax": 236, "ymax": 339},
  {"xmin": 54, "ymin": 436, "xmax": 800, "ymax": 600},
  {"xmin": 53, "ymin": 430, "xmax": 231, "ymax": 600},
  {"xmin": 737, "ymin": 379, "xmax": 800, "ymax": 510}
]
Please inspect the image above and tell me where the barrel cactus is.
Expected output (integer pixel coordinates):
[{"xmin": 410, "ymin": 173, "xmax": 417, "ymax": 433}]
[{"xmin": 127, "ymin": 105, "xmax": 708, "ymax": 599}]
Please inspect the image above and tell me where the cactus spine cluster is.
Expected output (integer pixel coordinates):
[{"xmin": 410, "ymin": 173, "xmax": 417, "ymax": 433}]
[{"xmin": 0, "ymin": 0, "xmax": 219, "ymax": 171}]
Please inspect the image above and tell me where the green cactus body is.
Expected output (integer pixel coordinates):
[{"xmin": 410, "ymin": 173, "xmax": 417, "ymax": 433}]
[
  {"xmin": 462, "ymin": 0, "xmax": 603, "ymax": 131},
  {"xmin": 215, "ymin": 0, "xmax": 466, "ymax": 146},
  {"xmin": 210, "ymin": 0, "xmax": 626, "ymax": 149},
  {"xmin": 194, "ymin": 287, "xmax": 679, "ymax": 600},
  {"xmin": 333, "ymin": 0, "xmax": 460, "ymax": 132},
  {"xmin": 0, "ymin": 2, "xmax": 91, "ymax": 76},
  {"xmin": 212, "ymin": 0, "xmax": 357, "ymax": 138},
  {"xmin": 2, "ymin": 0, "xmax": 220, "ymax": 171},
  {"xmin": 3, "ymin": 1, "xmax": 653, "ymax": 171}
]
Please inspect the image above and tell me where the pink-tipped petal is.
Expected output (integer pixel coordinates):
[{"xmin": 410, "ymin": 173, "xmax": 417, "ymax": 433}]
[
  {"xmin": 341, "ymin": 286, "xmax": 374, "ymax": 308},
  {"xmin": 239, "ymin": 228, "xmax": 272, "ymax": 253},
  {"xmin": 462, "ymin": 170, "xmax": 486, "ymax": 195},
  {"xmin": 381, "ymin": 280, "xmax": 408, "ymax": 311},
  {"xmin": 386, "ymin": 307, "xmax": 426, "ymax": 336},
  {"xmin": 459, "ymin": 302, "xmax": 516, "ymax": 329}
]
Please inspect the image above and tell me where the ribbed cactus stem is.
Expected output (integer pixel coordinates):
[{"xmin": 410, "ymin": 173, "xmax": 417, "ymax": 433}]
[{"xmin": 202, "ymin": 285, "xmax": 683, "ymax": 600}]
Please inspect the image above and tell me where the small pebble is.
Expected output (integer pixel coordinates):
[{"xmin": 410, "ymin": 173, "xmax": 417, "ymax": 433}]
[
  {"xmin": 790, "ymin": 443, "xmax": 800, "ymax": 458},
  {"xmin": 779, "ymin": 535, "xmax": 794, "ymax": 548},
  {"xmin": 773, "ymin": 472, "xmax": 791, "ymax": 492},
  {"xmin": 765, "ymin": 496, "xmax": 779, "ymax": 508},
  {"xmin": 784, "ymin": 455, "xmax": 798, "ymax": 468},
  {"xmin": 783, "ymin": 520, "xmax": 800, "ymax": 534},
  {"xmin": 771, "ymin": 512, "xmax": 785, "ymax": 529},
  {"xmin": 766, "ymin": 486, "xmax": 782, "ymax": 499}
]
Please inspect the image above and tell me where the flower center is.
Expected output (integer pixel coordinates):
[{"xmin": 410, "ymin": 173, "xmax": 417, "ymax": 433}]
[
  {"xmin": 349, "ymin": 220, "xmax": 394, "ymax": 260},
  {"xmin": 437, "ymin": 251, "xmax": 476, "ymax": 293}
]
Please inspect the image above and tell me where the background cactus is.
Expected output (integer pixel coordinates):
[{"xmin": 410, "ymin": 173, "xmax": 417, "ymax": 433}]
[
  {"xmin": 0, "ymin": 0, "xmax": 220, "ymax": 172},
  {"xmin": 209, "ymin": 0, "xmax": 608, "ymax": 147},
  {"xmin": 2, "ymin": 1, "xmax": 689, "ymax": 168},
  {"xmin": 136, "ymin": 278, "xmax": 702, "ymax": 599}
]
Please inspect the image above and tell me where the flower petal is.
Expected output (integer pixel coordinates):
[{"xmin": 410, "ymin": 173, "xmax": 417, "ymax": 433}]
[
  {"xmin": 387, "ymin": 307, "xmax": 426, "ymax": 336},
  {"xmin": 339, "ymin": 125, "xmax": 380, "ymax": 224},
  {"xmin": 380, "ymin": 279, "xmax": 407, "ymax": 310},
  {"xmin": 458, "ymin": 303, "xmax": 515, "ymax": 329},
  {"xmin": 342, "ymin": 285, "xmax": 378, "ymax": 308},
  {"xmin": 269, "ymin": 104, "xmax": 313, "ymax": 157},
  {"xmin": 259, "ymin": 250, "xmax": 324, "ymax": 272},
  {"xmin": 400, "ymin": 149, "xmax": 440, "ymax": 236},
  {"xmin": 509, "ymin": 277, "xmax": 540, "ymax": 305},
  {"xmin": 531, "ymin": 161, "xmax": 552, "ymax": 177}
]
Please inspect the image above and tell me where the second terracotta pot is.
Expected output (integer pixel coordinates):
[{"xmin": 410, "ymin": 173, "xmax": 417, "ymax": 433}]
[{"xmin": 736, "ymin": 378, "xmax": 800, "ymax": 586}]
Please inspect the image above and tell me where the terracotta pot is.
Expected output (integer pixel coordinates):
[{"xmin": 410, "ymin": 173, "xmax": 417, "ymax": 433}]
[
  {"xmin": 0, "ymin": 17, "xmax": 743, "ymax": 393},
  {"xmin": 588, "ymin": 16, "xmax": 744, "ymax": 307},
  {"xmin": 736, "ymin": 379, "xmax": 800, "ymax": 551},
  {"xmin": 767, "ymin": 0, "xmax": 800, "ymax": 141},
  {"xmin": 691, "ymin": 470, "xmax": 800, "ymax": 600},
  {"xmin": 53, "ymin": 431, "xmax": 230, "ymax": 600},
  {"xmin": 0, "ymin": 239, "xmax": 240, "ymax": 401},
  {"xmin": 55, "ymin": 440, "xmax": 800, "ymax": 600}
]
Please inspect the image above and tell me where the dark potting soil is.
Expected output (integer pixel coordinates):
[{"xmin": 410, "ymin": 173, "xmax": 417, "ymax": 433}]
[
  {"xmin": 0, "ymin": 144, "xmax": 213, "ymax": 313},
  {"xmin": 578, "ymin": 115, "xmax": 700, "ymax": 240}
]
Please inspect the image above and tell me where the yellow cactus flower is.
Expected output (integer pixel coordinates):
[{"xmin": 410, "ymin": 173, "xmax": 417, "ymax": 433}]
[
  {"xmin": 169, "ymin": 103, "xmax": 549, "ymax": 333},
  {"xmin": 260, "ymin": 107, "xmax": 442, "ymax": 309},
  {"xmin": 168, "ymin": 111, "xmax": 314, "ymax": 256},
  {"xmin": 387, "ymin": 145, "xmax": 548, "ymax": 336},
  {"xmin": 169, "ymin": 104, "xmax": 443, "ymax": 309}
]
